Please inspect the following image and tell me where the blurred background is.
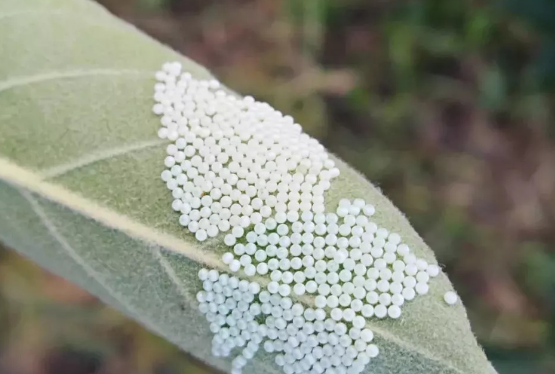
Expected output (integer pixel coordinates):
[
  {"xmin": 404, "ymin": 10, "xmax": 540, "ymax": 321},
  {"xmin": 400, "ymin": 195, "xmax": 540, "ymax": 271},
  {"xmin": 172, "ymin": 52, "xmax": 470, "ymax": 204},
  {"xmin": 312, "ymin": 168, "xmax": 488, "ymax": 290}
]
[{"xmin": 1, "ymin": 0, "xmax": 555, "ymax": 373}]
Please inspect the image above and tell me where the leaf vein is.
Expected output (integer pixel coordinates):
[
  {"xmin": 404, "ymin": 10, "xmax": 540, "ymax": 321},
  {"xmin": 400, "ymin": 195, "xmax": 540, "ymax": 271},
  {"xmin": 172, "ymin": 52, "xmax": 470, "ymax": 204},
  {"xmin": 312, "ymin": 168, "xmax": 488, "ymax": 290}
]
[
  {"xmin": 41, "ymin": 139, "xmax": 166, "ymax": 179},
  {"xmin": 151, "ymin": 244, "xmax": 195, "ymax": 306},
  {"xmin": 0, "ymin": 69, "xmax": 151, "ymax": 93},
  {"xmin": 18, "ymin": 188, "xmax": 165, "ymax": 336}
]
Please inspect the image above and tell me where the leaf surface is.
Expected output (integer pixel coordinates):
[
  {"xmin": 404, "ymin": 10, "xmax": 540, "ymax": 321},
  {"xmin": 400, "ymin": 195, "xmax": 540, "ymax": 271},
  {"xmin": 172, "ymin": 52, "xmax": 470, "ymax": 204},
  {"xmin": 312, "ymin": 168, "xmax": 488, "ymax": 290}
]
[{"xmin": 0, "ymin": 1, "xmax": 497, "ymax": 373}]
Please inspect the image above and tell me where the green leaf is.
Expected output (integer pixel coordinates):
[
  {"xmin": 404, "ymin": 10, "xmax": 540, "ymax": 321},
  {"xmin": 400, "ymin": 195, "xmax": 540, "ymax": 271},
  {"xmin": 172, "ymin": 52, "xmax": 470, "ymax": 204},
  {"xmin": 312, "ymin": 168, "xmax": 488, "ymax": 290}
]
[{"xmin": 0, "ymin": 0, "xmax": 497, "ymax": 373}]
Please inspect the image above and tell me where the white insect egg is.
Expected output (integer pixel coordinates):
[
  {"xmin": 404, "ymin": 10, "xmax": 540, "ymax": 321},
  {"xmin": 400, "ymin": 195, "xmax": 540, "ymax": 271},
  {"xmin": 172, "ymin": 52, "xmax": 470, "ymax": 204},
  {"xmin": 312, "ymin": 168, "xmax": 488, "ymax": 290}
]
[
  {"xmin": 362, "ymin": 204, "xmax": 375, "ymax": 217},
  {"xmin": 352, "ymin": 198, "xmax": 365, "ymax": 208},
  {"xmin": 224, "ymin": 234, "xmax": 236, "ymax": 246},
  {"xmin": 229, "ymin": 260, "xmax": 241, "ymax": 272},
  {"xmin": 306, "ymin": 281, "xmax": 318, "ymax": 294},
  {"xmin": 268, "ymin": 282, "xmax": 280, "ymax": 294},
  {"xmin": 366, "ymin": 344, "xmax": 380, "ymax": 358},
  {"xmin": 444, "ymin": 291, "xmax": 459, "ymax": 305},
  {"xmin": 404, "ymin": 263, "xmax": 418, "ymax": 276},
  {"xmin": 404, "ymin": 253, "xmax": 417, "ymax": 264},
  {"xmin": 416, "ymin": 259, "xmax": 429, "ymax": 271},
  {"xmin": 427, "ymin": 264, "xmax": 440, "ymax": 277},
  {"xmin": 370, "ymin": 246, "xmax": 384, "ymax": 259},
  {"xmin": 232, "ymin": 226, "xmax": 245, "ymax": 238},
  {"xmin": 387, "ymin": 305, "xmax": 402, "ymax": 319},
  {"xmin": 403, "ymin": 276, "xmax": 417, "ymax": 288},
  {"xmin": 416, "ymin": 271, "xmax": 430, "ymax": 283},
  {"xmin": 374, "ymin": 305, "xmax": 387, "ymax": 319},
  {"xmin": 293, "ymin": 283, "xmax": 306, "ymax": 296},
  {"xmin": 389, "ymin": 282, "xmax": 403, "ymax": 295},
  {"xmin": 336, "ymin": 206, "xmax": 349, "ymax": 217},
  {"xmin": 338, "ymin": 198, "xmax": 351, "ymax": 207},
  {"xmin": 396, "ymin": 244, "xmax": 410, "ymax": 256},
  {"xmin": 352, "ymin": 316, "xmax": 366, "ymax": 330},
  {"xmin": 383, "ymin": 252, "xmax": 396, "ymax": 264},
  {"xmin": 402, "ymin": 287, "xmax": 416, "ymax": 301},
  {"xmin": 222, "ymin": 252, "xmax": 234, "ymax": 265},
  {"xmin": 415, "ymin": 282, "xmax": 429, "ymax": 295}
]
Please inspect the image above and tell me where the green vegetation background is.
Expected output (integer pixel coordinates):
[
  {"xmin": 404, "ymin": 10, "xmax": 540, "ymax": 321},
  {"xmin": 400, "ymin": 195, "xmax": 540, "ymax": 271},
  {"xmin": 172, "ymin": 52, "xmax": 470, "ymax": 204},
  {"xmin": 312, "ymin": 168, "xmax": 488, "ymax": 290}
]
[{"xmin": 1, "ymin": 0, "xmax": 555, "ymax": 373}]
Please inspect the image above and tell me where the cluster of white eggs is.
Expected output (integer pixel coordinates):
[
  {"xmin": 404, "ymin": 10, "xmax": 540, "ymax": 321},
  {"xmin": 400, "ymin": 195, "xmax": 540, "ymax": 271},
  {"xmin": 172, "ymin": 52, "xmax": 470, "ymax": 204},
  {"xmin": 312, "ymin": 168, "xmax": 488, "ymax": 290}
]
[
  {"xmin": 214, "ymin": 198, "xmax": 440, "ymax": 374},
  {"xmin": 197, "ymin": 266, "xmax": 380, "ymax": 374},
  {"xmin": 154, "ymin": 62, "xmax": 339, "ymax": 243},
  {"xmin": 152, "ymin": 62, "xmax": 457, "ymax": 374},
  {"xmin": 196, "ymin": 268, "xmax": 265, "ymax": 370},
  {"xmin": 221, "ymin": 198, "xmax": 440, "ymax": 321}
]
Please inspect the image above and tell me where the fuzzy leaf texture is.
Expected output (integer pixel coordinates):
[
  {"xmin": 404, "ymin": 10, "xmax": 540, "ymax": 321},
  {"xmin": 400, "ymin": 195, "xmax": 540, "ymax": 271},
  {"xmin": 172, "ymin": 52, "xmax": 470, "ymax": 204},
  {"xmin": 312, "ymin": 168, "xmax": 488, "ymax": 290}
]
[{"xmin": 0, "ymin": 1, "xmax": 497, "ymax": 373}]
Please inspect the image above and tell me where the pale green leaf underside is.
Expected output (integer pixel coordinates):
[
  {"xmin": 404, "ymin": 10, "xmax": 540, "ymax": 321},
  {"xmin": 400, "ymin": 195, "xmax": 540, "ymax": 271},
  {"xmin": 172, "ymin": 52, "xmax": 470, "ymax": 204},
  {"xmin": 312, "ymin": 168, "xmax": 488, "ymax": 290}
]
[{"xmin": 0, "ymin": 1, "xmax": 496, "ymax": 373}]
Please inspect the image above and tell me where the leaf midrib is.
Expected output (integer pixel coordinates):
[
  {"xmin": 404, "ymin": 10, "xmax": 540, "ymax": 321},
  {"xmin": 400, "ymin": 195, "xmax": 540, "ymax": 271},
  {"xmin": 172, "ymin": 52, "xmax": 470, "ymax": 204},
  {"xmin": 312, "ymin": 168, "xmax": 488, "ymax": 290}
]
[{"xmin": 0, "ymin": 156, "xmax": 467, "ymax": 374}]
